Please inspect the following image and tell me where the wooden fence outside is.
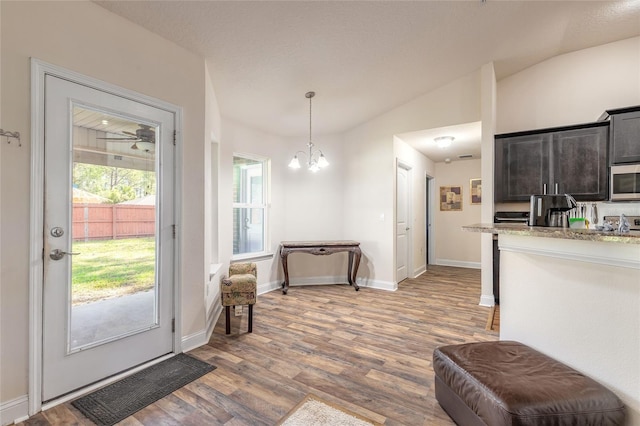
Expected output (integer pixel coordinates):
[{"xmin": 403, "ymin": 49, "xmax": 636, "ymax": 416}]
[{"xmin": 72, "ymin": 204, "xmax": 155, "ymax": 241}]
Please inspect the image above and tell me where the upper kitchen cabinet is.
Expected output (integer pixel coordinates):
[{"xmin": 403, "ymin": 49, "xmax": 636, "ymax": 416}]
[
  {"xmin": 552, "ymin": 124, "xmax": 608, "ymax": 200},
  {"xmin": 495, "ymin": 122, "xmax": 609, "ymax": 202},
  {"xmin": 606, "ymin": 107, "xmax": 640, "ymax": 164},
  {"xmin": 495, "ymin": 133, "xmax": 550, "ymax": 202}
]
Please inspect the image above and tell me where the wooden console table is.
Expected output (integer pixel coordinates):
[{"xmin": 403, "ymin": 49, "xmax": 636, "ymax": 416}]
[{"xmin": 279, "ymin": 240, "xmax": 362, "ymax": 294}]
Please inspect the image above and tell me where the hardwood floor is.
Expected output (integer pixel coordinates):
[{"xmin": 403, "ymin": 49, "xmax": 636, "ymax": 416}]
[{"xmin": 20, "ymin": 265, "xmax": 498, "ymax": 425}]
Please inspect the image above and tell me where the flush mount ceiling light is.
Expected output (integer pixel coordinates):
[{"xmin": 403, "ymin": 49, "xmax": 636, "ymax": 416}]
[
  {"xmin": 288, "ymin": 91, "xmax": 329, "ymax": 172},
  {"xmin": 435, "ymin": 136, "xmax": 454, "ymax": 148}
]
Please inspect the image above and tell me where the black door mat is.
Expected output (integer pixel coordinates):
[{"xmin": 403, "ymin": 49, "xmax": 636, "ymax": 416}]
[{"xmin": 71, "ymin": 353, "xmax": 216, "ymax": 425}]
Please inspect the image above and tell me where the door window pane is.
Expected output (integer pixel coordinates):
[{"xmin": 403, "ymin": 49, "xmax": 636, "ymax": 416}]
[{"xmin": 70, "ymin": 106, "xmax": 158, "ymax": 352}]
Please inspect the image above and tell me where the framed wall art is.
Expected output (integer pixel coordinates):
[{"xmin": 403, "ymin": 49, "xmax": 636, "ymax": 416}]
[
  {"xmin": 440, "ymin": 185, "xmax": 462, "ymax": 211},
  {"xmin": 470, "ymin": 178, "xmax": 482, "ymax": 204}
]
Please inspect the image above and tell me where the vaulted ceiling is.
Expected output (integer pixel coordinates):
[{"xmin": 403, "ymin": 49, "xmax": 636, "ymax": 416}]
[{"xmin": 95, "ymin": 1, "xmax": 640, "ymax": 147}]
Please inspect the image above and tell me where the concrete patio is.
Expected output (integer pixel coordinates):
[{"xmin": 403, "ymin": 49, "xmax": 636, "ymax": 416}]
[{"xmin": 70, "ymin": 290, "xmax": 155, "ymax": 350}]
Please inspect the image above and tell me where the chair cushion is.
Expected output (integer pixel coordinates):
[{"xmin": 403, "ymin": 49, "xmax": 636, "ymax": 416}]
[
  {"xmin": 221, "ymin": 274, "xmax": 256, "ymax": 292},
  {"xmin": 221, "ymin": 274, "xmax": 257, "ymax": 306}
]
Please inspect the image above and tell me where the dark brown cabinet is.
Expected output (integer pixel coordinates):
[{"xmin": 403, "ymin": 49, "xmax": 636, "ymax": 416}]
[
  {"xmin": 495, "ymin": 133, "xmax": 550, "ymax": 201},
  {"xmin": 610, "ymin": 108, "xmax": 640, "ymax": 164},
  {"xmin": 495, "ymin": 122, "xmax": 609, "ymax": 202}
]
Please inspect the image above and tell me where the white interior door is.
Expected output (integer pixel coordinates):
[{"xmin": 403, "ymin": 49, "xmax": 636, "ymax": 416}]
[
  {"xmin": 396, "ymin": 165, "xmax": 410, "ymax": 282},
  {"xmin": 42, "ymin": 75, "xmax": 175, "ymax": 401}
]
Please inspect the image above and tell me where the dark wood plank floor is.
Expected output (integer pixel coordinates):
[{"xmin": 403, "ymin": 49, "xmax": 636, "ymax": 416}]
[{"xmin": 20, "ymin": 265, "xmax": 497, "ymax": 425}]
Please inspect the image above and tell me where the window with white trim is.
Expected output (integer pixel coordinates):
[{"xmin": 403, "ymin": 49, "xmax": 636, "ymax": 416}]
[{"xmin": 232, "ymin": 155, "xmax": 269, "ymax": 258}]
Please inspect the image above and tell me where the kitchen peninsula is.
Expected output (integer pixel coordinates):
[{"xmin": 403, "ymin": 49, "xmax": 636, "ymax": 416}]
[{"xmin": 465, "ymin": 223, "xmax": 640, "ymax": 425}]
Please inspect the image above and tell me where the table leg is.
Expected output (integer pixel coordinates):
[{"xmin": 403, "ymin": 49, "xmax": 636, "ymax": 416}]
[
  {"xmin": 349, "ymin": 248, "xmax": 361, "ymax": 291},
  {"xmin": 280, "ymin": 248, "xmax": 290, "ymax": 294}
]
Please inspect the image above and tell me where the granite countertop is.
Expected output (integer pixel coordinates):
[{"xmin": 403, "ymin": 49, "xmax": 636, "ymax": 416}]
[{"xmin": 463, "ymin": 223, "xmax": 640, "ymax": 244}]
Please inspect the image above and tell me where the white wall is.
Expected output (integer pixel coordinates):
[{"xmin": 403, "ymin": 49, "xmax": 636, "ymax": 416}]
[
  {"xmin": 497, "ymin": 36, "xmax": 640, "ymax": 133},
  {"xmin": 218, "ymin": 119, "xmax": 286, "ymax": 287},
  {"xmin": 0, "ymin": 0, "xmax": 217, "ymax": 412},
  {"xmin": 224, "ymin": 70, "xmax": 481, "ymax": 292},
  {"xmin": 480, "ymin": 62, "xmax": 497, "ymax": 306},
  {"xmin": 204, "ymin": 61, "xmax": 221, "ymax": 319},
  {"xmin": 280, "ymin": 133, "xmax": 349, "ymax": 282},
  {"xmin": 219, "ymin": 119, "xmax": 348, "ymax": 290},
  {"xmin": 433, "ymin": 159, "xmax": 482, "ymax": 268},
  {"xmin": 342, "ymin": 71, "xmax": 482, "ymax": 288},
  {"xmin": 394, "ymin": 137, "xmax": 436, "ymax": 277}
]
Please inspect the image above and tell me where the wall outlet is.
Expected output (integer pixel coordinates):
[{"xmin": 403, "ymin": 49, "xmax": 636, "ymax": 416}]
[{"xmin": 234, "ymin": 305, "xmax": 243, "ymax": 316}]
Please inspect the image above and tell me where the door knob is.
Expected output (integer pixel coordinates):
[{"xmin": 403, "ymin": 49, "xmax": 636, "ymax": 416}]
[
  {"xmin": 49, "ymin": 249, "xmax": 80, "ymax": 261},
  {"xmin": 406, "ymin": 227, "xmax": 410, "ymax": 231}
]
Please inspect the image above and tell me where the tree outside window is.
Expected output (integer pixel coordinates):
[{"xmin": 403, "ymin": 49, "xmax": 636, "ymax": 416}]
[{"xmin": 232, "ymin": 155, "xmax": 268, "ymax": 257}]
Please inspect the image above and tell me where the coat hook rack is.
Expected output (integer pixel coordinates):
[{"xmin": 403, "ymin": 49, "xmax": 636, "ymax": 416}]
[{"xmin": 0, "ymin": 129, "xmax": 21, "ymax": 146}]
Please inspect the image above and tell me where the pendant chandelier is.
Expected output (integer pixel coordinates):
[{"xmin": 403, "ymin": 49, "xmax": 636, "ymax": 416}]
[{"xmin": 288, "ymin": 91, "xmax": 329, "ymax": 172}]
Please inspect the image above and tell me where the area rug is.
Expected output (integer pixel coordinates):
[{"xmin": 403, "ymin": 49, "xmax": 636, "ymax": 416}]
[
  {"xmin": 72, "ymin": 353, "xmax": 216, "ymax": 426},
  {"xmin": 277, "ymin": 394, "xmax": 381, "ymax": 426}
]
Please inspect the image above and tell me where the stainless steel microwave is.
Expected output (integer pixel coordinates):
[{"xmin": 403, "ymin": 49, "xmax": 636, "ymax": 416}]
[{"xmin": 610, "ymin": 164, "xmax": 640, "ymax": 201}]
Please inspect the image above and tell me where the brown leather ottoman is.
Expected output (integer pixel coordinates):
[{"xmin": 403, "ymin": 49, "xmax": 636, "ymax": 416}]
[{"xmin": 433, "ymin": 341, "xmax": 625, "ymax": 426}]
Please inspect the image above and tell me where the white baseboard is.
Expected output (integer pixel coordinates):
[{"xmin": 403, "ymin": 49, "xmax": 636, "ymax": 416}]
[
  {"xmin": 413, "ymin": 265, "xmax": 427, "ymax": 277},
  {"xmin": 181, "ymin": 302, "xmax": 221, "ymax": 353},
  {"xmin": 259, "ymin": 280, "xmax": 283, "ymax": 294},
  {"xmin": 435, "ymin": 259, "xmax": 481, "ymax": 269},
  {"xmin": 182, "ymin": 302, "xmax": 222, "ymax": 352},
  {"xmin": 479, "ymin": 294, "xmax": 495, "ymax": 307},
  {"xmin": 1, "ymin": 395, "xmax": 28, "ymax": 426},
  {"xmin": 259, "ymin": 276, "xmax": 397, "ymax": 294},
  {"xmin": 359, "ymin": 278, "xmax": 397, "ymax": 291}
]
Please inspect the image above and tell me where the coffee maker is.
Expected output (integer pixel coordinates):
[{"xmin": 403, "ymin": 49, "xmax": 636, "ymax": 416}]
[{"xmin": 529, "ymin": 194, "xmax": 577, "ymax": 227}]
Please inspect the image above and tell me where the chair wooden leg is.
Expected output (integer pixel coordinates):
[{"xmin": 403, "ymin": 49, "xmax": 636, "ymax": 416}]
[
  {"xmin": 225, "ymin": 306, "xmax": 231, "ymax": 334},
  {"xmin": 248, "ymin": 304, "xmax": 253, "ymax": 333}
]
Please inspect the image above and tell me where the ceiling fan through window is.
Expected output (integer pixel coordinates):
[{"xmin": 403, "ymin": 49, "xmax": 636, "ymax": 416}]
[{"xmin": 98, "ymin": 124, "xmax": 156, "ymax": 152}]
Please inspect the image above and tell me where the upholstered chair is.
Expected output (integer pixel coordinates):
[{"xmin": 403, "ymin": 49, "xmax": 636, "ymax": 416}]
[{"xmin": 220, "ymin": 262, "xmax": 257, "ymax": 334}]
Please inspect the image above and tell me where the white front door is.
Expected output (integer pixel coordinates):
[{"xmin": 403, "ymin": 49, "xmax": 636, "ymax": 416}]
[
  {"xmin": 42, "ymin": 75, "xmax": 175, "ymax": 401},
  {"xmin": 396, "ymin": 164, "xmax": 410, "ymax": 282}
]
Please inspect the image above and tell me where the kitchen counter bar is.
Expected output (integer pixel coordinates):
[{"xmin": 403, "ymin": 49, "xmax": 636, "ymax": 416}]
[
  {"xmin": 463, "ymin": 223, "xmax": 640, "ymax": 244},
  {"xmin": 472, "ymin": 226, "xmax": 640, "ymax": 423}
]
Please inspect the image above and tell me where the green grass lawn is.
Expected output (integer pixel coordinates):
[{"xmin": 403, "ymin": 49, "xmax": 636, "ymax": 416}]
[{"xmin": 71, "ymin": 237, "xmax": 155, "ymax": 305}]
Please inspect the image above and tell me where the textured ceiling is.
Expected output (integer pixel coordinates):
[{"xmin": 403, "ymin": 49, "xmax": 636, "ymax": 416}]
[{"xmin": 94, "ymin": 0, "xmax": 640, "ymax": 158}]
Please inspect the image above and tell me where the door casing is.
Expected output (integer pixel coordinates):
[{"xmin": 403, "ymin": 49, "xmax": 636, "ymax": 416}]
[
  {"xmin": 29, "ymin": 59, "xmax": 183, "ymax": 414},
  {"xmin": 426, "ymin": 174, "xmax": 435, "ymax": 266}
]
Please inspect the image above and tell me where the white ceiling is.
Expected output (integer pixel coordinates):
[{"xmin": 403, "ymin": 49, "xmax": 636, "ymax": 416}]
[
  {"xmin": 94, "ymin": 0, "xmax": 640, "ymax": 161},
  {"xmin": 396, "ymin": 121, "xmax": 482, "ymax": 163}
]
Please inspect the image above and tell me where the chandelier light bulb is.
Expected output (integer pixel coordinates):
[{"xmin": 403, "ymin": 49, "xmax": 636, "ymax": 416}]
[
  {"xmin": 288, "ymin": 155, "xmax": 301, "ymax": 169},
  {"xmin": 317, "ymin": 153, "xmax": 329, "ymax": 168}
]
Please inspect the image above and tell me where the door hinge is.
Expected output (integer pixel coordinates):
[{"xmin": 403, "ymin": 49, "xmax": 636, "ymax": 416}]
[
  {"xmin": 172, "ymin": 224, "xmax": 176, "ymax": 239},
  {"xmin": 173, "ymin": 130, "xmax": 176, "ymax": 146},
  {"xmin": 172, "ymin": 318, "xmax": 175, "ymax": 333}
]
